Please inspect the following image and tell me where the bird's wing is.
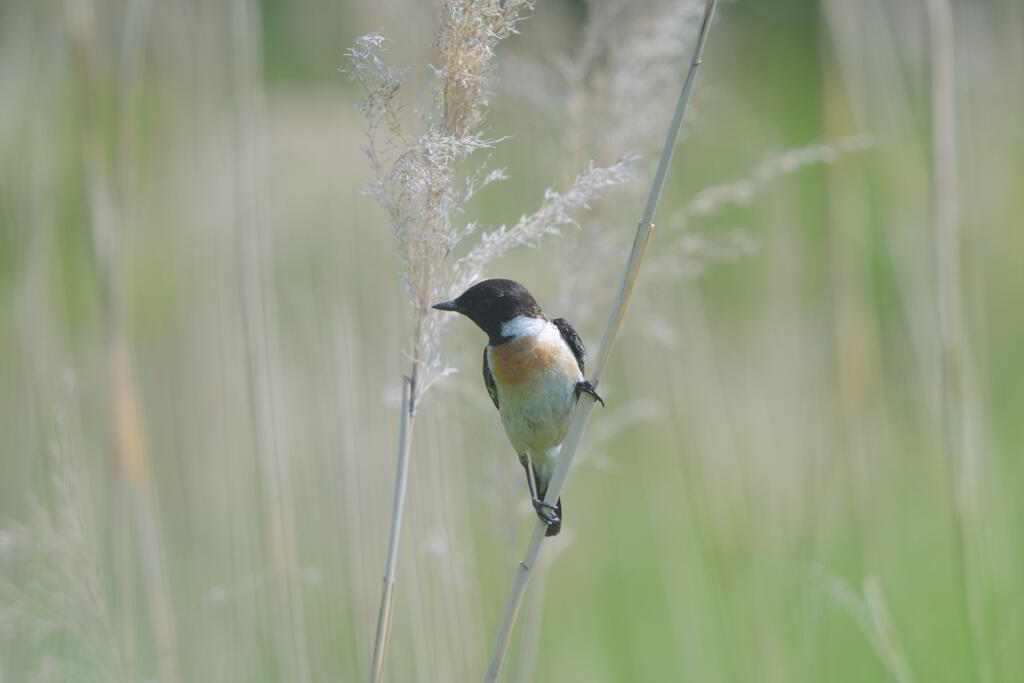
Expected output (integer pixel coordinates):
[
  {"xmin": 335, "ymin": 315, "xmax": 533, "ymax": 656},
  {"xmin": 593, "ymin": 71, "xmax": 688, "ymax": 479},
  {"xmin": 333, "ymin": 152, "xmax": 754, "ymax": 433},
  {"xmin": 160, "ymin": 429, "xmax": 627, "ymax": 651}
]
[
  {"xmin": 482, "ymin": 347, "xmax": 500, "ymax": 410},
  {"xmin": 551, "ymin": 317, "xmax": 586, "ymax": 375}
]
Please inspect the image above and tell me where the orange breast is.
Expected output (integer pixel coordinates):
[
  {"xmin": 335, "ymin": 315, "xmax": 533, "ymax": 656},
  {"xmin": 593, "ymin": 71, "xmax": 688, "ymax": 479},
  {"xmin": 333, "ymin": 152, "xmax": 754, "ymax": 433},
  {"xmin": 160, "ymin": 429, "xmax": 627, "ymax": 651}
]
[{"xmin": 491, "ymin": 336, "xmax": 575, "ymax": 385}]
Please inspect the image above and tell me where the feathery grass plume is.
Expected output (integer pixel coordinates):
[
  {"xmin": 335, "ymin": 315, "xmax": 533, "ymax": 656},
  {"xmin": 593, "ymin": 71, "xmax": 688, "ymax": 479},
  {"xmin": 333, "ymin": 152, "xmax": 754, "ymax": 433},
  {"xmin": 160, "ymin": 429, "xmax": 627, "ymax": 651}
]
[
  {"xmin": 484, "ymin": 2, "xmax": 720, "ymax": 679},
  {"xmin": 547, "ymin": 0, "xmax": 871, "ymax": 336},
  {"xmin": 560, "ymin": 0, "xmax": 707, "ymax": 169},
  {"xmin": 0, "ymin": 396, "xmax": 125, "ymax": 683},
  {"xmin": 500, "ymin": 2, "xmax": 720, "ymax": 675},
  {"xmin": 680, "ymin": 135, "xmax": 873, "ymax": 221},
  {"xmin": 503, "ymin": 32, "xmax": 872, "ymax": 669},
  {"xmin": 644, "ymin": 135, "xmax": 874, "ymax": 284},
  {"xmin": 544, "ymin": 2, "xmax": 873, "ymax": 347},
  {"xmin": 346, "ymin": 5, "xmax": 634, "ymax": 680},
  {"xmin": 545, "ymin": 0, "xmax": 704, "ymax": 326},
  {"xmin": 500, "ymin": 16, "xmax": 871, "ymax": 680}
]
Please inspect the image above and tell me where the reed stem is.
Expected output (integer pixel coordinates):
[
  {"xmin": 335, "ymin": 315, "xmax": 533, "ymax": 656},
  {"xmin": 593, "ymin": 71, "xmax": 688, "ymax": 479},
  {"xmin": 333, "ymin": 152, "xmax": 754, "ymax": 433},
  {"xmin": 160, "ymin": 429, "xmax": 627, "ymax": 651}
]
[
  {"xmin": 482, "ymin": 2, "xmax": 719, "ymax": 679},
  {"xmin": 369, "ymin": 374, "xmax": 416, "ymax": 683}
]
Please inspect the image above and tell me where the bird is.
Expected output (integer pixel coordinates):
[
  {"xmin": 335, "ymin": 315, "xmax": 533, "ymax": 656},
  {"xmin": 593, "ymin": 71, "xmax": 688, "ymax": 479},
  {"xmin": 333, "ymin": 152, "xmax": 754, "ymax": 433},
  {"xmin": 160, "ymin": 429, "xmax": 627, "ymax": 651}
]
[{"xmin": 432, "ymin": 278, "xmax": 602, "ymax": 536}]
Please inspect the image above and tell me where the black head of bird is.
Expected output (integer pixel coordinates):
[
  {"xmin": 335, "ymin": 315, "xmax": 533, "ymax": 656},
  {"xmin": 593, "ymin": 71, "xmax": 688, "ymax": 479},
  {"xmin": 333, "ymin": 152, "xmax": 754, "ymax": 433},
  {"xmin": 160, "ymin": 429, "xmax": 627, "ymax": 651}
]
[{"xmin": 432, "ymin": 278, "xmax": 544, "ymax": 345}]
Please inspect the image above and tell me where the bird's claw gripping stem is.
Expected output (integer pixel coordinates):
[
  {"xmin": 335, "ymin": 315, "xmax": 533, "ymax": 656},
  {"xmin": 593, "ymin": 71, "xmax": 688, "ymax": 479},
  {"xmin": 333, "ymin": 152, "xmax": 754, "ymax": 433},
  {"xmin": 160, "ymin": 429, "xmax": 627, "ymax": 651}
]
[
  {"xmin": 531, "ymin": 498, "xmax": 560, "ymax": 526},
  {"xmin": 575, "ymin": 380, "xmax": 604, "ymax": 406}
]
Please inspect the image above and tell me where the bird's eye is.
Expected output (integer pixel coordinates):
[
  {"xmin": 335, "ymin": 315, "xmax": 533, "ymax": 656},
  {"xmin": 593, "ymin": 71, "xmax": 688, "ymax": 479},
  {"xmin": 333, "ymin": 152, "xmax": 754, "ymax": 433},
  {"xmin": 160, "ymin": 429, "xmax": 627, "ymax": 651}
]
[{"xmin": 477, "ymin": 298, "xmax": 494, "ymax": 311}]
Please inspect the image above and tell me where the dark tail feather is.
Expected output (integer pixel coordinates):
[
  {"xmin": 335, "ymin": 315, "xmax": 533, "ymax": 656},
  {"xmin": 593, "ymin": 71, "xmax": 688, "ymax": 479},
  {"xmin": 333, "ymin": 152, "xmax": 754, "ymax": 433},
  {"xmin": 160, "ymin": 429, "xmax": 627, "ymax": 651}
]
[{"xmin": 533, "ymin": 464, "xmax": 563, "ymax": 537}]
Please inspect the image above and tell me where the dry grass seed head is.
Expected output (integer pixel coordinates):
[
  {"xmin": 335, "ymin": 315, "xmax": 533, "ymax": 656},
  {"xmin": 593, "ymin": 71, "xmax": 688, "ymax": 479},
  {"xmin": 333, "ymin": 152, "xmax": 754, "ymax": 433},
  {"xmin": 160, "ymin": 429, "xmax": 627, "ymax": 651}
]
[{"xmin": 347, "ymin": 1, "xmax": 635, "ymax": 398}]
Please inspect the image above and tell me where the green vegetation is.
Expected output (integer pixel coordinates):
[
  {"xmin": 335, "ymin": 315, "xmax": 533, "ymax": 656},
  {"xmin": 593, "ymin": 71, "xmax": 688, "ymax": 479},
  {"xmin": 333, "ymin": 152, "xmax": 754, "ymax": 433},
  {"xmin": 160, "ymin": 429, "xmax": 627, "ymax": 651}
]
[{"xmin": 1, "ymin": 0, "xmax": 1021, "ymax": 681}]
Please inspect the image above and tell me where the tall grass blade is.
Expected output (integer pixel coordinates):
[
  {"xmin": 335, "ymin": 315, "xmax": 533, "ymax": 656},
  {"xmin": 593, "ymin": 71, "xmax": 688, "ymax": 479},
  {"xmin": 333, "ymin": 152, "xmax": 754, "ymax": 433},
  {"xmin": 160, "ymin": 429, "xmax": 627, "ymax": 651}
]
[
  {"xmin": 924, "ymin": 0, "xmax": 984, "ymax": 678},
  {"xmin": 64, "ymin": 1, "xmax": 179, "ymax": 678},
  {"xmin": 483, "ymin": 1, "xmax": 720, "ymax": 680}
]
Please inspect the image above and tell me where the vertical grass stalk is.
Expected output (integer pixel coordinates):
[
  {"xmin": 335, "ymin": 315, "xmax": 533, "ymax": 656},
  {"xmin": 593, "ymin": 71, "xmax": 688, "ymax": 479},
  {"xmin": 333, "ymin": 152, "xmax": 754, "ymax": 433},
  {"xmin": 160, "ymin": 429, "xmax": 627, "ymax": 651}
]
[
  {"xmin": 924, "ymin": 0, "xmax": 984, "ymax": 679},
  {"xmin": 64, "ymin": 1, "xmax": 179, "ymax": 679},
  {"xmin": 483, "ymin": 1, "xmax": 720, "ymax": 680},
  {"xmin": 370, "ymin": 375, "xmax": 415, "ymax": 683},
  {"xmin": 351, "ymin": 5, "xmax": 632, "ymax": 677},
  {"xmin": 230, "ymin": 0, "xmax": 312, "ymax": 680}
]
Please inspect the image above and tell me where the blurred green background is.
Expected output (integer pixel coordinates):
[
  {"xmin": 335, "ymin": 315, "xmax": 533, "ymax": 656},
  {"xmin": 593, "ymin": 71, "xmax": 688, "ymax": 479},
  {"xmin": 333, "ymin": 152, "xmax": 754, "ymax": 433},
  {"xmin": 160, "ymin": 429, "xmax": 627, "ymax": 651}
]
[{"xmin": 1, "ymin": 0, "xmax": 1022, "ymax": 681}]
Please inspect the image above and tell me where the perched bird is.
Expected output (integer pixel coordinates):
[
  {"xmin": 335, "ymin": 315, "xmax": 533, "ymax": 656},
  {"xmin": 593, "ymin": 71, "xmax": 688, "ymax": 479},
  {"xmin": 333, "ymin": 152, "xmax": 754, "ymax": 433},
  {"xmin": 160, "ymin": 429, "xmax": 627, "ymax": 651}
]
[{"xmin": 433, "ymin": 279, "xmax": 602, "ymax": 536}]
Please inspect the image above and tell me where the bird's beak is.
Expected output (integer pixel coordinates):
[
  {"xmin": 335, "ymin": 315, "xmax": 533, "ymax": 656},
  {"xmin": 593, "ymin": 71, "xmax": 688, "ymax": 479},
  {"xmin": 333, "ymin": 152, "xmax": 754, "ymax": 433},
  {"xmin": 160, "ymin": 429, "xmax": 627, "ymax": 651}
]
[{"xmin": 431, "ymin": 300, "xmax": 461, "ymax": 312}]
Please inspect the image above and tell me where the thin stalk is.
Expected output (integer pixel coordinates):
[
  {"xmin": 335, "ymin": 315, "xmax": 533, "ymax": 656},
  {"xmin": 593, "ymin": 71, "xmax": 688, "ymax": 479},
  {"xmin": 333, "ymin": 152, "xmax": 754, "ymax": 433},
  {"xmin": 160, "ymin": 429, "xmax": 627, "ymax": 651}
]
[
  {"xmin": 369, "ymin": 373, "xmax": 416, "ymax": 683},
  {"xmin": 230, "ymin": 0, "xmax": 311, "ymax": 680},
  {"xmin": 824, "ymin": 574, "xmax": 915, "ymax": 683},
  {"xmin": 63, "ymin": 1, "xmax": 178, "ymax": 679},
  {"xmin": 512, "ymin": 543, "xmax": 558, "ymax": 683},
  {"xmin": 483, "ymin": 2, "xmax": 719, "ymax": 680},
  {"xmin": 109, "ymin": 339, "xmax": 178, "ymax": 683},
  {"xmin": 364, "ymin": 3, "xmax": 536, "ymax": 674},
  {"xmin": 924, "ymin": 0, "xmax": 984, "ymax": 679},
  {"xmin": 862, "ymin": 577, "xmax": 916, "ymax": 683}
]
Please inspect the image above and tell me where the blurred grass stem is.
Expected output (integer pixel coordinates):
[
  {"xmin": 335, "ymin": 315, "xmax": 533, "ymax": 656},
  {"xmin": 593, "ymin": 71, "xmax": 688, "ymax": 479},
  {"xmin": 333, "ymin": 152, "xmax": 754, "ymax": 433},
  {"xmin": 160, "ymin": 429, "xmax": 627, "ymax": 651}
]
[
  {"xmin": 483, "ymin": 1, "xmax": 719, "ymax": 680},
  {"xmin": 924, "ymin": 0, "xmax": 984, "ymax": 678},
  {"xmin": 230, "ymin": 0, "xmax": 313, "ymax": 680},
  {"xmin": 64, "ymin": 0, "xmax": 179, "ymax": 679},
  {"xmin": 360, "ymin": 4, "xmax": 539, "ymax": 678},
  {"xmin": 370, "ymin": 374, "xmax": 416, "ymax": 683},
  {"xmin": 824, "ymin": 574, "xmax": 916, "ymax": 683}
]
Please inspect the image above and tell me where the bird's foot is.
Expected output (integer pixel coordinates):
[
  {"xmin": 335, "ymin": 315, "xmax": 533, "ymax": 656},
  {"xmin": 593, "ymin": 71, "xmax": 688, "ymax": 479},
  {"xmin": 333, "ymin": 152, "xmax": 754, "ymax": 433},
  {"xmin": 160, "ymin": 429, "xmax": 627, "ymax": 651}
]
[
  {"xmin": 531, "ymin": 498, "xmax": 561, "ymax": 527},
  {"xmin": 575, "ymin": 380, "xmax": 605, "ymax": 406}
]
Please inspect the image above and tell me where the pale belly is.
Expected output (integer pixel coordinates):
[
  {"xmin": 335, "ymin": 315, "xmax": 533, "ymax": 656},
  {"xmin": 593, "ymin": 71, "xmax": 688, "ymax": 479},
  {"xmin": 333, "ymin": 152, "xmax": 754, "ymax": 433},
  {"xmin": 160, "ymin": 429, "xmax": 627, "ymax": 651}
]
[
  {"xmin": 497, "ymin": 369, "xmax": 576, "ymax": 457},
  {"xmin": 488, "ymin": 333, "xmax": 581, "ymax": 459}
]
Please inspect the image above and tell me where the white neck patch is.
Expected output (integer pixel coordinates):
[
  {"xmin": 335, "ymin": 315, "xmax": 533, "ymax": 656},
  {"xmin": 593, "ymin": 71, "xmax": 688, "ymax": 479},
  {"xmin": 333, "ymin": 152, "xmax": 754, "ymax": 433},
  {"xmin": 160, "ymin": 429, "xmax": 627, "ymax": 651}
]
[{"xmin": 500, "ymin": 315, "xmax": 548, "ymax": 340}]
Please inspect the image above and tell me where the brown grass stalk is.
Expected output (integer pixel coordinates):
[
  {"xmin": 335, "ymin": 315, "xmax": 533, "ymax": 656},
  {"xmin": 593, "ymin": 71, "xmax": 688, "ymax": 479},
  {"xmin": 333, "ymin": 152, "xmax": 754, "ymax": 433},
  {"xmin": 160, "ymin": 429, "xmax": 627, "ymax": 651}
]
[{"xmin": 63, "ymin": 1, "xmax": 179, "ymax": 679}]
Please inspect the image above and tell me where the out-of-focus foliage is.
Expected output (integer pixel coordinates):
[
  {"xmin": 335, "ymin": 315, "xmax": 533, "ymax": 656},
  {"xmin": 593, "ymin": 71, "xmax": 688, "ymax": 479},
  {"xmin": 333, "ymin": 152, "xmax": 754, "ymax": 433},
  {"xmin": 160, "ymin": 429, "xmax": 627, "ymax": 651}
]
[{"xmin": 1, "ymin": 0, "xmax": 1022, "ymax": 681}]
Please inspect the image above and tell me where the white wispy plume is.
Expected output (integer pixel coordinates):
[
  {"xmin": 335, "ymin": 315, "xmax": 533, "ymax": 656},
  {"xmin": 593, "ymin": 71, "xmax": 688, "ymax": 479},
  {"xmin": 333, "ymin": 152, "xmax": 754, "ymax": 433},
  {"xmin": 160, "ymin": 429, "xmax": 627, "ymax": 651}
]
[
  {"xmin": 645, "ymin": 134, "xmax": 875, "ymax": 283},
  {"xmin": 451, "ymin": 160, "xmax": 637, "ymax": 291},
  {"xmin": 545, "ymin": 1, "xmax": 872, "ymax": 333},
  {"xmin": 680, "ymin": 134, "xmax": 875, "ymax": 221},
  {"xmin": 562, "ymin": 0, "xmax": 706, "ymax": 166},
  {"xmin": 347, "ymin": 5, "xmax": 634, "ymax": 680},
  {"xmin": 541, "ymin": 0, "xmax": 705, "ymax": 328},
  {"xmin": 347, "ymin": 8, "xmax": 634, "ymax": 399},
  {"xmin": 0, "ymin": 405, "xmax": 124, "ymax": 683}
]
